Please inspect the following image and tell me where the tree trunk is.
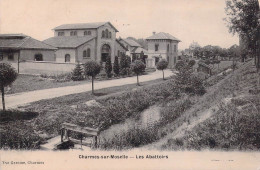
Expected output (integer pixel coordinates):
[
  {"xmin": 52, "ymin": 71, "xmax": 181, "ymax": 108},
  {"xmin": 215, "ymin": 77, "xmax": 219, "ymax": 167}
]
[
  {"xmin": 137, "ymin": 74, "xmax": 139, "ymax": 86},
  {"xmin": 1, "ymin": 85, "xmax": 5, "ymax": 111},
  {"xmin": 92, "ymin": 76, "xmax": 94, "ymax": 94},
  {"xmin": 162, "ymin": 70, "xmax": 165, "ymax": 80}
]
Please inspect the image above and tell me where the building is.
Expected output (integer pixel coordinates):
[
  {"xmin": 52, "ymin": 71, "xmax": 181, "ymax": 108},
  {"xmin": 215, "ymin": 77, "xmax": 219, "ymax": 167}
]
[
  {"xmin": 146, "ymin": 32, "xmax": 180, "ymax": 68},
  {"xmin": 44, "ymin": 22, "xmax": 127, "ymax": 64},
  {"xmin": 0, "ymin": 34, "xmax": 57, "ymax": 73},
  {"xmin": 197, "ymin": 62, "xmax": 213, "ymax": 75},
  {"xmin": 119, "ymin": 38, "xmax": 148, "ymax": 61}
]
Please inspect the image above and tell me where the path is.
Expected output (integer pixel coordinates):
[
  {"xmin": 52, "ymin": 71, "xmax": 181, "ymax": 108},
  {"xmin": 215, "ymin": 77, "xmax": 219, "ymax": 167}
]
[{"xmin": 2, "ymin": 70, "xmax": 174, "ymax": 109}]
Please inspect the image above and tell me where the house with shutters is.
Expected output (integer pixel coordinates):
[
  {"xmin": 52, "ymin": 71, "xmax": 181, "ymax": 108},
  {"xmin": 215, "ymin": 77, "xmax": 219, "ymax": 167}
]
[
  {"xmin": 44, "ymin": 22, "xmax": 128, "ymax": 64},
  {"xmin": 146, "ymin": 32, "xmax": 180, "ymax": 68}
]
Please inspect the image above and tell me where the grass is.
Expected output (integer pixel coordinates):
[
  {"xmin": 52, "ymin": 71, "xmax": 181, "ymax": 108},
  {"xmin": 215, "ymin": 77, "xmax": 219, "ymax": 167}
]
[
  {"xmin": 7, "ymin": 68, "xmax": 156, "ymax": 94},
  {"xmin": 159, "ymin": 60, "xmax": 260, "ymax": 151}
]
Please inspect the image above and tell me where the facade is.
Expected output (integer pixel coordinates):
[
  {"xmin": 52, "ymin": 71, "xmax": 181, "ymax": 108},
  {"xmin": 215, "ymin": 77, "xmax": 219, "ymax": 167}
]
[
  {"xmin": 44, "ymin": 22, "xmax": 127, "ymax": 64},
  {"xmin": 146, "ymin": 32, "xmax": 180, "ymax": 68},
  {"xmin": 0, "ymin": 34, "xmax": 57, "ymax": 73},
  {"xmin": 119, "ymin": 38, "xmax": 148, "ymax": 61}
]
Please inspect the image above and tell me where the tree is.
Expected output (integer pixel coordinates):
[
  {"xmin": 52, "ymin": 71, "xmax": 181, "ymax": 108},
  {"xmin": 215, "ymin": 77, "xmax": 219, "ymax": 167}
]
[
  {"xmin": 131, "ymin": 60, "xmax": 146, "ymax": 86},
  {"xmin": 0, "ymin": 63, "xmax": 18, "ymax": 111},
  {"xmin": 105, "ymin": 56, "xmax": 112, "ymax": 78},
  {"xmin": 71, "ymin": 63, "xmax": 84, "ymax": 81},
  {"xmin": 84, "ymin": 61, "xmax": 101, "ymax": 94},
  {"xmin": 120, "ymin": 53, "xmax": 128, "ymax": 75},
  {"xmin": 156, "ymin": 59, "xmax": 168, "ymax": 80},
  {"xmin": 225, "ymin": 0, "xmax": 260, "ymax": 71},
  {"xmin": 113, "ymin": 56, "xmax": 120, "ymax": 76}
]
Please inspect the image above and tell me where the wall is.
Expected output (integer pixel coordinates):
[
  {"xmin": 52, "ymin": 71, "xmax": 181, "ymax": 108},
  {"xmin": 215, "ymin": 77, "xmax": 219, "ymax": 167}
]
[
  {"xmin": 17, "ymin": 61, "xmax": 76, "ymax": 75},
  {"xmin": 147, "ymin": 39, "xmax": 179, "ymax": 68},
  {"xmin": 54, "ymin": 29, "xmax": 97, "ymax": 37},
  {"xmin": 20, "ymin": 49, "xmax": 56, "ymax": 61},
  {"xmin": 96, "ymin": 23, "xmax": 116, "ymax": 62},
  {"xmin": 55, "ymin": 49, "xmax": 76, "ymax": 63},
  {"xmin": 77, "ymin": 38, "xmax": 96, "ymax": 63}
]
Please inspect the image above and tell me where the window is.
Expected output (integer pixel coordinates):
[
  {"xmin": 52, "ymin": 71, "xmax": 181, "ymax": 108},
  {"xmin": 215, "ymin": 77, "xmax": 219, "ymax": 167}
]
[
  {"xmin": 174, "ymin": 45, "xmax": 177, "ymax": 52},
  {"xmin": 34, "ymin": 53, "xmax": 43, "ymax": 61},
  {"xmin": 84, "ymin": 31, "xmax": 88, "ymax": 36},
  {"xmin": 88, "ymin": 31, "xmax": 91, "ymax": 35},
  {"xmin": 167, "ymin": 44, "xmax": 170, "ymax": 52},
  {"xmin": 87, "ymin": 48, "xmax": 91, "ymax": 58},
  {"xmin": 105, "ymin": 29, "xmax": 109, "ymax": 38},
  {"xmin": 65, "ymin": 54, "xmax": 70, "ymax": 62},
  {"xmin": 83, "ymin": 50, "xmax": 87, "ymax": 58},
  {"xmin": 58, "ymin": 32, "xmax": 64, "ymax": 36},
  {"xmin": 108, "ymin": 32, "xmax": 111, "ymax": 38},
  {"xmin": 70, "ymin": 31, "xmax": 77, "ymax": 36},
  {"xmin": 155, "ymin": 44, "xmax": 159, "ymax": 51},
  {"xmin": 8, "ymin": 54, "xmax": 14, "ymax": 61},
  {"xmin": 102, "ymin": 31, "xmax": 105, "ymax": 38}
]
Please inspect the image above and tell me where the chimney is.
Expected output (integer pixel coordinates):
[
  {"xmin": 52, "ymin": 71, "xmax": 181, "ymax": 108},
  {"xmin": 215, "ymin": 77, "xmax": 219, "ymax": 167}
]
[{"xmin": 153, "ymin": 32, "xmax": 156, "ymax": 35}]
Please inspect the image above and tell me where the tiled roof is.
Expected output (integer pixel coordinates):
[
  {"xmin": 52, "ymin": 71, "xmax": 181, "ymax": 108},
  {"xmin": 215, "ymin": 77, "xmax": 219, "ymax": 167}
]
[
  {"xmin": 0, "ymin": 34, "xmax": 57, "ymax": 50},
  {"xmin": 131, "ymin": 47, "xmax": 148, "ymax": 54},
  {"xmin": 43, "ymin": 36, "xmax": 95, "ymax": 48},
  {"xmin": 121, "ymin": 38, "xmax": 141, "ymax": 47},
  {"xmin": 116, "ymin": 39, "xmax": 128, "ymax": 51},
  {"xmin": 146, "ymin": 32, "xmax": 180, "ymax": 41},
  {"xmin": 54, "ymin": 22, "xmax": 119, "ymax": 32}
]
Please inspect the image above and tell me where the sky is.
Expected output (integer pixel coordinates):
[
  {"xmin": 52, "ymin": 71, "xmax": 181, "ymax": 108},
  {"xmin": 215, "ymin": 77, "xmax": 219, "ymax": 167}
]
[{"xmin": 0, "ymin": 0, "xmax": 239, "ymax": 49}]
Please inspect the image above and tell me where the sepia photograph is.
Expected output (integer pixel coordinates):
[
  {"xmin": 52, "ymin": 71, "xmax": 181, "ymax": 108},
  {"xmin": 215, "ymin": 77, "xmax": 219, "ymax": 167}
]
[{"xmin": 0, "ymin": 0, "xmax": 259, "ymax": 169}]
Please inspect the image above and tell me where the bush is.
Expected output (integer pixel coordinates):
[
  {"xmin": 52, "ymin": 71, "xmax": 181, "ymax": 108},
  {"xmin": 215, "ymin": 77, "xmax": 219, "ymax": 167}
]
[
  {"xmin": 71, "ymin": 63, "xmax": 84, "ymax": 81},
  {"xmin": 156, "ymin": 59, "xmax": 168, "ymax": 80},
  {"xmin": 105, "ymin": 56, "xmax": 112, "ymax": 78},
  {"xmin": 113, "ymin": 56, "xmax": 120, "ymax": 76}
]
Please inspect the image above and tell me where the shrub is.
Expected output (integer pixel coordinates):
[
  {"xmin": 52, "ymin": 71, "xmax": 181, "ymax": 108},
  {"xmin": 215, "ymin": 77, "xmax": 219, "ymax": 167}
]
[
  {"xmin": 105, "ymin": 56, "xmax": 112, "ymax": 78},
  {"xmin": 71, "ymin": 63, "xmax": 84, "ymax": 81},
  {"xmin": 84, "ymin": 61, "xmax": 101, "ymax": 94},
  {"xmin": 0, "ymin": 63, "xmax": 18, "ymax": 111},
  {"xmin": 131, "ymin": 60, "xmax": 146, "ymax": 86},
  {"xmin": 113, "ymin": 56, "xmax": 120, "ymax": 76},
  {"xmin": 156, "ymin": 59, "xmax": 168, "ymax": 80}
]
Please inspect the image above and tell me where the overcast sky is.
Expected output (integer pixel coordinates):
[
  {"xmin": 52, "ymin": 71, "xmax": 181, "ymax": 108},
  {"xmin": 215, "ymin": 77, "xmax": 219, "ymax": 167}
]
[{"xmin": 0, "ymin": 0, "xmax": 239, "ymax": 49}]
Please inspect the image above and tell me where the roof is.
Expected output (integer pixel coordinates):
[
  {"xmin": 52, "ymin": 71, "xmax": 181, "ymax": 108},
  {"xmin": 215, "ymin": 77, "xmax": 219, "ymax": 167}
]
[
  {"xmin": 146, "ymin": 32, "xmax": 180, "ymax": 42},
  {"xmin": 121, "ymin": 38, "xmax": 141, "ymax": 47},
  {"xmin": 0, "ymin": 34, "xmax": 57, "ymax": 50},
  {"xmin": 54, "ymin": 22, "xmax": 119, "ymax": 32},
  {"xmin": 116, "ymin": 39, "xmax": 128, "ymax": 51},
  {"xmin": 43, "ymin": 36, "xmax": 96, "ymax": 48},
  {"xmin": 131, "ymin": 47, "xmax": 148, "ymax": 54}
]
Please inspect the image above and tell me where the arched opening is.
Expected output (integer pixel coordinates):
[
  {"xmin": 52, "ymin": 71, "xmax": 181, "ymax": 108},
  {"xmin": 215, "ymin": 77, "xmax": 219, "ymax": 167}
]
[
  {"xmin": 65, "ymin": 54, "xmax": 70, "ymax": 62},
  {"xmin": 34, "ymin": 53, "xmax": 43, "ymax": 61},
  {"xmin": 105, "ymin": 29, "xmax": 109, "ymax": 38},
  {"xmin": 83, "ymin": 50, "xmax": 87, "ymax": 58},
  {"xmin": 101, "ymin": 44, "xmax": 110, "ymax": 62},
  {"xmin": 102, "ymin": 31, "xmax": 105, "ymax": 38},
  {"xmin": 88, "ymin": 31, "xmax": 91, "ymax": 35}
]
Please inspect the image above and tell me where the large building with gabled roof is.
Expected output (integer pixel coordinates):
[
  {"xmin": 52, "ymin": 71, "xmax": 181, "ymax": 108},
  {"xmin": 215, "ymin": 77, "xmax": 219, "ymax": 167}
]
[
  {"xmin": 44, "ymin": 22, "xmax": 127, "ymax": 64},
  {"xmin": 146, "ymin": 32, "xmax": 180, "ymax": 68},
  {"xmin": 0, "ymin": 34, "xmax": 57, "ymax": 72}
]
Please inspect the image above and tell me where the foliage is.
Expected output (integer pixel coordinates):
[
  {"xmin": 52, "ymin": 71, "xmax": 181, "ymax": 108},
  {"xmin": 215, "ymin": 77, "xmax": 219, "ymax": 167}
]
[
  {"xmin": 84, "ymin": 61, "xmax": 101, "ymax": 94},
  {"xmin": 0, "ymin": 63, "xmax": 18, "ymax": 110},
  {"xmin": 175, "ymin": 60, "xmax": 206, "ymax": 95},
  {"xmin": 113, "ymin": 56, "xmax": 120, "ymax": 76},
  {"xmin": 105, "ymin": 56, "xmax": 112, "ymax": 78},
  {"xmin": 156, "ymin": 59, "xmax": 168, "ymax": 71},
  {"xmin": 175, "ymin": 60, "xmax": 186, "ymax": 71},
  {"xmin": 131, "ymin": 60, "xmax": 146, "ymax": 85},
  {"xmin": 156, "ymin": 59, "xmax": 168, "ymax": 80},
  {"xmin": 71, "ymin": 63, "xmax": 84, "ymax": 81},
  {"xmin": 225, "ymin": 0, "xmax": 260, "ymax": 69},
  {"xmin": 0, "ymin": 121, "xmax": 42, "ymax": 149},
  {"xmin": 84, "ymin": 61, "xmax": 101, "ymax": 78},
  {"xmin": 188, "ymin": 59, "xmax": 196, "ymax": 67}
]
